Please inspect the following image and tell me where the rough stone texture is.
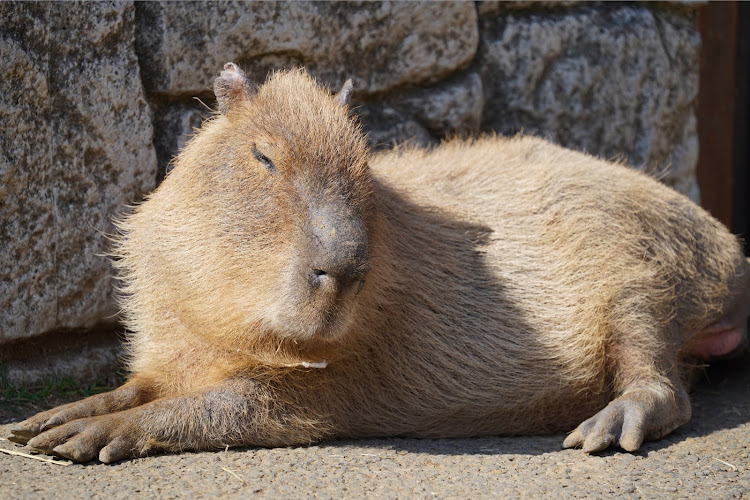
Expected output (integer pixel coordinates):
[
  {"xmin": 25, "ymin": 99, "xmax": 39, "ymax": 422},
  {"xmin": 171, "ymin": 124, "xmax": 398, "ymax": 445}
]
[
  {"xmin": 401, "ymin": 71, "xmax": 485, "ymax": 139},
  {"xmin": 135, "ymin": 1, "xmax": 478, "ymax": 96},
  {"xmin": 478, "ymin": 1, "xmax": 583, "ymax": 17},
  {"xmin": 0, "ymin": 4, "xmax": 56, "ymax": 340},
  {"xmin": 150, "ymin": 102, "xmax": 209, "ymax": 181},
  {"xmin": 0, "ymin": 327, "xmax": 121, "ymax": 387},
  {"xmin": 355, "ymin": 71, "xmax": 485, "ymax": 150},
  {"xmin": 357, "ymin": 102, "xmax": 437, "ymax": 151},
  {"xmin": 0, "ymin": 2, "xmax": 157, "ymax": 342},
  {"xmin": 479, "ymin": 3, "xmax": 701, "ymax": 199}
]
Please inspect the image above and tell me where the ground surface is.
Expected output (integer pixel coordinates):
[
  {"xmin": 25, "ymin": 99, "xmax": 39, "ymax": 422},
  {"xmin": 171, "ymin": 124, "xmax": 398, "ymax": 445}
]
[{"xmin": 1, "ymin": 355, "xmax": 748, "ymax": 499}]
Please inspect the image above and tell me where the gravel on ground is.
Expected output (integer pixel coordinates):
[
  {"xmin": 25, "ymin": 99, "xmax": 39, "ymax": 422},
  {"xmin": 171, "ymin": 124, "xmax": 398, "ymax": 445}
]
[{"xmin": 1, "ymin": 354, "xmax": 748, "ymax": 499}]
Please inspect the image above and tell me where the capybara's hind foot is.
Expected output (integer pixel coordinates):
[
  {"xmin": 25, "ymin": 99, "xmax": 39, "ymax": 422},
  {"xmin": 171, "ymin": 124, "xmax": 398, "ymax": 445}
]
[
  {"xmin": 562, "ymin": 398, "xmax": 646, "ymax": 453},
  {"xmin": 562, "ymin": 387, "xmax": 691, "ymax": 453}
]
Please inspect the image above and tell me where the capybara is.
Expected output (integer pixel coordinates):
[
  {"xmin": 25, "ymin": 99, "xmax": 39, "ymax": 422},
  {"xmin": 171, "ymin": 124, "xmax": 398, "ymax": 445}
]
[{"xmin": 10, "ymin": 63, "xmax": 750, "ymax": 463}]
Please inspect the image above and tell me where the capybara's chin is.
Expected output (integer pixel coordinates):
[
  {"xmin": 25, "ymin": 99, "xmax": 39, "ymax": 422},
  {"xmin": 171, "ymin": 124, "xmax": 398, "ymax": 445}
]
[
  {"xmin": 269, "ymin": 304, "xmax": 358, "ymax": 342},
  {"xmin": 270, "ymin": 279, "xmax": 363, "ymax": 342}
]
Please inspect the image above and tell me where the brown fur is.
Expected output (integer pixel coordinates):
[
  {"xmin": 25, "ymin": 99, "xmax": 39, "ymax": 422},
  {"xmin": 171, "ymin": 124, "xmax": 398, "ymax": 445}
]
[{"xmin": 10, "ymin": 65, "xmax": 750, "ymax": 462}]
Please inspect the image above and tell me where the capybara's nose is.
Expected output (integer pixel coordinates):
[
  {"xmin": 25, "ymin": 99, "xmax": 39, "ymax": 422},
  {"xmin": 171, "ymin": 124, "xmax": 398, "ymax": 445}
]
[
  {"xmin": 306, "ymin": 266, "xmax": 368, "ymax": 293},
  {"xmin": 308, "ymin": 205, "xmax": 369, "ymax": 291}
]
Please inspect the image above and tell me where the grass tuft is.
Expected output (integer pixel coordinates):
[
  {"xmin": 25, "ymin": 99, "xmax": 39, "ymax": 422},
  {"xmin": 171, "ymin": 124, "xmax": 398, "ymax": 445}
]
[{"xmin": 0, "ymin": 365, "xmax": 118, "ymax": 408}]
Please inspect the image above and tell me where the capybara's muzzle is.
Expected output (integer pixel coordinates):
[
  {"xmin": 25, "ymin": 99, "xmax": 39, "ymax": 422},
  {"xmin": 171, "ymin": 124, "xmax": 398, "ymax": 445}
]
[{"xmin": 307, "ymin": 204, "xmax": 369, "ymax": 292}]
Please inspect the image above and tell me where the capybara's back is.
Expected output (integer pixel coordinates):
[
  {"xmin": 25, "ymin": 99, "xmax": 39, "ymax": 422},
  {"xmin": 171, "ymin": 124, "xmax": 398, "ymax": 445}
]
[{"xmin": 11, "ymin": 64, "xmax": 750, "ymax": 462}]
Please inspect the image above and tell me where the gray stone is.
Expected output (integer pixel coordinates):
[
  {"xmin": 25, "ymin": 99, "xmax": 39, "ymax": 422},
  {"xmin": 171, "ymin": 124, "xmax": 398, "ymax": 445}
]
[
  {"xmin": 0, "ymin": 2, "xmax": 157, "ymax": 342},
  {"xmin": 477, "ymin": 1, "xmax": 583, "ymax": 17},
  {"xmin": 355, "ymin": 71, "xmax": 484, "ymax": 149},
  {"xmin": 402, "ymin": 71, "xmax": 485, "ymax": 138},
  {"xmin": 478, "ymin": 4, "xmax": 701, "ymax": 199},
  {"xmin": 152, "ymin": 102, "xmax": 209, "ymax": 181},
  {"xmin": 356, "ymin": 103, "xmax": 437, "ymax": 151},
  {"xmin": 0, "ymin": 327, "xmax": 120, "ymax": 387},
  {"xmin": 135, "ymin": 1, "xmax": 478, "ymax": 96},
  {"xmin": 0, "ymin": 3, "xmax": 56, "ymax": 340}
]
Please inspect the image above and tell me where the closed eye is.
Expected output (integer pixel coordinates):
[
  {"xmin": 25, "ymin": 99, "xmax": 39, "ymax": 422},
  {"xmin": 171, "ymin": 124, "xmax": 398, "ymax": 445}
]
[{"xmin": 253, "ymin": 144, "xmax": 277, "ymax": 174}]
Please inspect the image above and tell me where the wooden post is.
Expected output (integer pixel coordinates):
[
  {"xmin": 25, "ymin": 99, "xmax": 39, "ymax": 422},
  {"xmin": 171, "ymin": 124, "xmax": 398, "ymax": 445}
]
[{"xmin": 696, "ymin": 2, "xmax": 738, "ymax": 229}]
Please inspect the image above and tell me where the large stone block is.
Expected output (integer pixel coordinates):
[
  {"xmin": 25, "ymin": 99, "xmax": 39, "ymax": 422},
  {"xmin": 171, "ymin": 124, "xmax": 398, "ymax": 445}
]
[
  {"xmin": 0, "ymin": 3, "xmax": 56, "ymax": 340},
  {"xmin": 479, "ymin": 4, "xmax": 700, "ymax": 199},
  {"xmin": 402, "ymin": 71, "xmax": 485, "ymax": 139},
  {"xmin": 356, "ymin": 71, "xmax": 484, "ymax": 149},
  {"xmin": 150, "ymin": 102, "xmax": 209, "ymax": 181},
  {"xmin": 0, "ymin": 2, "xmax": 157, "ymax": 342},
  {"xmin": 135, "ymin": 1, "xmax": 478, "ymax": 96}
]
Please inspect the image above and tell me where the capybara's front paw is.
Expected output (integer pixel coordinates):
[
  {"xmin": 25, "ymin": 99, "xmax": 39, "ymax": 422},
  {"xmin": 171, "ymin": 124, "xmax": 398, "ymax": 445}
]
[
  {"xmin": 26, "ymin": 412, "xmax": 139, "ymax": 464},
  {"xmin": 9, "ymin": 383, "xmax": 153, "ymax": 447},
  {"xmin": 7, "ymin": 418, "xmax": 44, "ymax": 445}
]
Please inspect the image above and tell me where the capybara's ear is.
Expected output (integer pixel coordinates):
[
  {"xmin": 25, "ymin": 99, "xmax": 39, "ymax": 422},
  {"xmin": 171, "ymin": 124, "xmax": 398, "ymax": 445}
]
[
  {"xmin": 336, "ymin": 79, "xmax": 354, "ymax": 107},
  {"xmin": 214, "ymin": 62, "xmax": 255, "ymax": 114}
]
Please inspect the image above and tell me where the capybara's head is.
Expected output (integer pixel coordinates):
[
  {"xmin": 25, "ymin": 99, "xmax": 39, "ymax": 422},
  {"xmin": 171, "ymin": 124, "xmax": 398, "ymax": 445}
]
[{"xmin": 176, "ymin": 64, "xmax": 373, "ymax": 343}]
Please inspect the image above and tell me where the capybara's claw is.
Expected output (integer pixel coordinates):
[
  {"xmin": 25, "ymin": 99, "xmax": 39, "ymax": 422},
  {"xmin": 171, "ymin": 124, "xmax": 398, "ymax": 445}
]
[
  {"xmin": 28, "ymin": 418, "xmax": 95, "ymax": 459},
  {"xmin": 6, "ymin": 402, "xmax": 82, "ymax": 446},
  {"xmin": 7, "ymin": 415, "xmax": 53, "ymax": 445},
  {"xmin": 8, "ymin": 424, "xmax": 38, "ymax": 445},
  {"xmin": 39, "ymin": 416, "xmax": 64, "ymax": 432},
  {"xmin": 562, "ymin": 429, "xmax": 583, "ymax": 450}
]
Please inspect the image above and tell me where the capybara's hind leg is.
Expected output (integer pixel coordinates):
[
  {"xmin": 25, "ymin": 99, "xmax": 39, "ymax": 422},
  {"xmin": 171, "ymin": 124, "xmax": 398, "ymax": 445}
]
[
  {"xmin": 563, "ymin": 323, "xmax": 691, "ymax": 453},
  {"xmin": 8, "ymin": 377, "xmax": 158, "ymax": 445}
]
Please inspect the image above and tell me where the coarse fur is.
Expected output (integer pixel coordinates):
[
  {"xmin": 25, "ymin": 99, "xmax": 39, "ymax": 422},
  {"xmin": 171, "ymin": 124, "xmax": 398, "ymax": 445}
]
[{"xmin": 11, "ymin": 65, "xmax": 750, "ymax": 462}]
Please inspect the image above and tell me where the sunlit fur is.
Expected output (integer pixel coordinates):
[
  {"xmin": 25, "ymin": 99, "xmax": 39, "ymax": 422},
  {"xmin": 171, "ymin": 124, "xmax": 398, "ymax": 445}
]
[
  {"xmin": 111, "ymin": 66, "xmax": 748, "ymax": 446},
  {"xmin": 17, "ymin": 68, "xmax": 749, "ymax": 459},
  {"xmin": 115, "ymin": 70, "xmax": 374, "ymax": 387}
]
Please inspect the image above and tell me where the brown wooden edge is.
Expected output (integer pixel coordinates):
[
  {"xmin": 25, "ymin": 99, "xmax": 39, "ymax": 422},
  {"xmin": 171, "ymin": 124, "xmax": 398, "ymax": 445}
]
[{"xmin": 696, "ymin": 2, "xmax": 738, "ymax": 229}]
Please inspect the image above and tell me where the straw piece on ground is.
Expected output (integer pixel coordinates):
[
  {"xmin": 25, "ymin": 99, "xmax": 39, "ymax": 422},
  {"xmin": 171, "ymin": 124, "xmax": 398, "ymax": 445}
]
[
  {"xmin": 221, "ymin": 466, "xmax": 247, "ymax": 483},
  {"xmin": 0, "ymin": 447, "xmax": 73, "ymax": 466}
]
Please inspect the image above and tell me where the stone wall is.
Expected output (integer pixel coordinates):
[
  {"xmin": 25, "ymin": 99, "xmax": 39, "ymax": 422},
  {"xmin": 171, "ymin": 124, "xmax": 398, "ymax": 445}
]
[
  {"xmin": 0, "ymin": 2, "xmax": 700, "ymax": 377},
  {"xmin": 1, "ymin": 3, "xmax": 156, "ymax": 346}
]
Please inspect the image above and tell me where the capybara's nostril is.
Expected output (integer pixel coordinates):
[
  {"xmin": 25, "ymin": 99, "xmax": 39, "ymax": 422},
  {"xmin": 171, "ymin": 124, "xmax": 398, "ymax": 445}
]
[
  {"xmin": 307, "ymin": 267, "xmax": 368, "ymax": 292},
  {"xmin": 308, "ymin": 269, "xmax": 327, "ymax": 289}
]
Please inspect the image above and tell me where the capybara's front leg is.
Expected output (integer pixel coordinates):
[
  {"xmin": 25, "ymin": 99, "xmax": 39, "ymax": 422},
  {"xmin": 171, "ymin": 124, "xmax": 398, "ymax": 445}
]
[
  {"xmin": 8, "ymin": 377, "xmax": 158, "ymax": 445},
  {"xmin": 24, "ymin": 378, "xmax": 322, "ymax": 463}
]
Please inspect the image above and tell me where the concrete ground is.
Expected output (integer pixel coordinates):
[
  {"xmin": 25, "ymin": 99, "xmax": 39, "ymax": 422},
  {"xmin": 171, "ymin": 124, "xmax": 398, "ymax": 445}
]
[{"xmin": 1, "ymin": 355, "xmax": 748, "ymax": 499}]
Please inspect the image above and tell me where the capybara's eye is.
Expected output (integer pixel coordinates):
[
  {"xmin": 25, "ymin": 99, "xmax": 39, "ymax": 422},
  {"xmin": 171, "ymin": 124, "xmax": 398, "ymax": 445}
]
[{"xmin": 252, "ymin": 144, "xmax": 277, "ymax": 174}]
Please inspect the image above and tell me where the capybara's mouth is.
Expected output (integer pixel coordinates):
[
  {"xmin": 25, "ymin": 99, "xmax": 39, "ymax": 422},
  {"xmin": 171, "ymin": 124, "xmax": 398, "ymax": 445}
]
[
  {"xmin": 310, "ymin": 299, "xmax": 357, "ymax": 340},
  {"xmin": 315, "ymin": 308, "xmax": 345, "ymax": 339},
  {"xmin": 304, "ymin": 278, "xmax": 365, "ymax": 339}
]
